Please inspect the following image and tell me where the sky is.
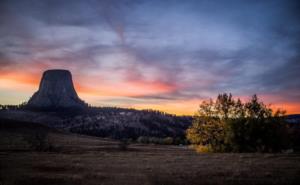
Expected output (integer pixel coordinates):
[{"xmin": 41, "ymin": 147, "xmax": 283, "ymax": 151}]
[{"xmin": 0, "ymin": 0, "xmax": 300, "ymax": 115}]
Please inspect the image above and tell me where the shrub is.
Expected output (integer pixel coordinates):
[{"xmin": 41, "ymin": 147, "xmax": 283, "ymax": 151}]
[
  {"xmin": 186, "ymin": 117, "xmax": 226, "ymax": 152},
  {"xmin": 137, "ymin": 136, "xmax": 149, "ymax": 144},
  {"xmin": 136, "ymin": 136, "xmax": 176, "ymax": 145},
  {"xmin": 163, "ymin": 137, "xmax": 174, "ymax": 145},
  {"xmin": 193, "ymin": 145, "xmax": 213, "ymax": 153}
]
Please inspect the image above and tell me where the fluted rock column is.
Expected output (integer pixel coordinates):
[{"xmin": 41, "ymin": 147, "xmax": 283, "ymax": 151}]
[{"xmin": 27, "ymin": 69, "xmax": 86, "ymax": 109}]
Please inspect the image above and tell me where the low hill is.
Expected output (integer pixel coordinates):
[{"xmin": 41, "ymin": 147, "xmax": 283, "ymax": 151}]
[
  {"xmin": 286, "ymin": 114, "xmax": 300, "ymax": 123},
  {"xmin": 0, "ymin": 107, "xmax": 192, "ymax": 141}
]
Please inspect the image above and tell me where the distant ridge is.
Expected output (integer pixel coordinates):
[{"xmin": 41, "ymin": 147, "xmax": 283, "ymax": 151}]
[
  {"xmin": 27, "ymin": 69, "xmax": 86, "ymax": 110},
  {"xmin": 286, "ymin": 114, "xmax": 300, "ymax": 124}
]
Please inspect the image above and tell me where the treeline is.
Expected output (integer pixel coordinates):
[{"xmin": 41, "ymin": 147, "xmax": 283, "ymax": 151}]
[
  {"xmin": 0, "ymin": 102, "xmax": 192, "ymax": 142},
  {"xmin": 49, "ymin": 106, "xmax": 192, "ymax": 141},
  {"xmin": 187, "ymin": 93, "xmax": 299, "ymax": 152},
  {"xmin": 136, "ymin": 136, "xmax": 188, "ymax": 145},
  {"xmin": 66, "ymin": 109, "xmax": 192, "ymax": 140},
  {"xmin": 0, "ymin": 102, "xmax": 27, "ymax": 110}
]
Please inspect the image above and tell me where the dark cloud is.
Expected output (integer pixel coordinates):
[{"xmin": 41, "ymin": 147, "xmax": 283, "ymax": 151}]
[{"xmin": 0, "ymin": 51, "xmax": 11, "ymax": 67}]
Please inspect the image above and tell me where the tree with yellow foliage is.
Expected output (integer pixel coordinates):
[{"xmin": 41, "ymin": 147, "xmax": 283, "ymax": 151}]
[{"xmin": 187, "ymin": 94, "xmax": 290, "ymax": 152}]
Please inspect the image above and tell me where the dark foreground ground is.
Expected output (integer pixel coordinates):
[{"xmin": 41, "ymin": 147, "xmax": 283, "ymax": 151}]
[{"xmin": 0, "ymin": 119, "xmax": 300, "ymax": 185}]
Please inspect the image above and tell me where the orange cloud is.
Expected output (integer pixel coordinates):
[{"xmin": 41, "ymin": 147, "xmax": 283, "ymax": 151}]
[
  {"xmin": 76, "ymin": 79, "xmax": 177, "ymax": 97},
  {"xmin": 0, "ymin": 70, "xmax": 299, "ymax": 115},
  {"xmin": 256, "ymin": 94, "xmax": 300, "ymax": 115},
  {"xmin": 132, "ymin": 98, "xmax": 201, "ymax": 115},
  {"xmin": 235, "ymin": 93, "xmax": 298, "ymax": 115},
  {"xmin": 269, "ymin": 102, "xmax": 300, "ymax": 115},
  {"xmin": 0, "ymin": 71, "xmax": 40, "ymax": 87}
]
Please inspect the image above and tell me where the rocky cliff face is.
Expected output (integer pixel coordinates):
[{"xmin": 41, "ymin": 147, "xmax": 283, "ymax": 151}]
[{"xmin": 27, "ymin": 69, "xmax": 86, "ymax": 109}]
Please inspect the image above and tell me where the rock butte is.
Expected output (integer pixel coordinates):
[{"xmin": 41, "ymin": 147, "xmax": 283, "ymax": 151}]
[{"xmin": 27, "ymin": 69, "xmax": 86, "ymax": 109}]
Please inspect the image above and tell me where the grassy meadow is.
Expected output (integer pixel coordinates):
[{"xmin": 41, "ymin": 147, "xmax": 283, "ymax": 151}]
[{"xmin": 0, "ymin": 119, "xmax": 300, "ymax": 185}]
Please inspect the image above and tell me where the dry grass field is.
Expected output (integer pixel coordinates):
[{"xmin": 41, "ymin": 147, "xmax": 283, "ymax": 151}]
[{"xmin": 1, "ymin": 119, "xmax": 300, "ymax": 185}]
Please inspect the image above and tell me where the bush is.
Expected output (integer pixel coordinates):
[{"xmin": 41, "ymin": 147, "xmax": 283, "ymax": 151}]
[
  {"xmin": 186, "ymin": 117, "xmax": 226, "ymax": 152},
  {"xmin": 193, "ymin": 145, "xmax": 213, "ymax": 153},
  {"xmin": 137, "ymin": 136, "xmax": 149, "ymax": 144},
  {"xmin": 136, "ymin": 136, "xmax": 176, "ymax": 145},
  {"xmin": 163, "ymin": 137, "xmax": 174, "ymax": 145}
]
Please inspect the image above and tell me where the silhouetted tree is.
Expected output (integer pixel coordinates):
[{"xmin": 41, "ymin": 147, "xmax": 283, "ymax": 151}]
[{"xmin": 187, "ymin": 93, "xmax": 291, "ymax": 152}]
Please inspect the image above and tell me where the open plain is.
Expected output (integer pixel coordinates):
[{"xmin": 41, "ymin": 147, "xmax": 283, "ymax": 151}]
[{"xmin": 1, "ymin": 119, "xmax": 300, "ymax": 185}]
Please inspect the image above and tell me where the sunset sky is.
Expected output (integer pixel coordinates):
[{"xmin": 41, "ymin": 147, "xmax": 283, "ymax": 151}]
[{"xmin": 0, "ymin": 0, "xmax": 299, "ymax": 115}]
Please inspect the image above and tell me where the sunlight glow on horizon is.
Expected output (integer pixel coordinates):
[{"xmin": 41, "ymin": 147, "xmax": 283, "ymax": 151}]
[{"xmin": 0, "ymin": 71, "xmax": 299, "ymax": 115}]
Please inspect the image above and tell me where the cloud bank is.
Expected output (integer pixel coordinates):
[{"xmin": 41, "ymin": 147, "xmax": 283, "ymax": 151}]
[{"xmin": 0, "ymin": 0, "xmax": 299, "ymax": 114}]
